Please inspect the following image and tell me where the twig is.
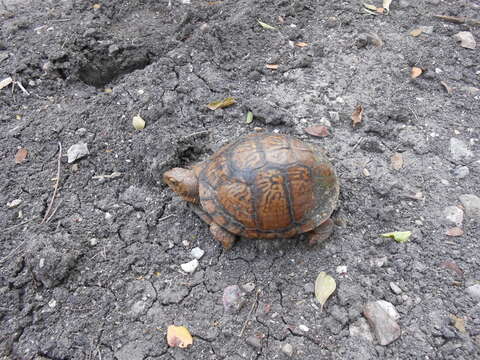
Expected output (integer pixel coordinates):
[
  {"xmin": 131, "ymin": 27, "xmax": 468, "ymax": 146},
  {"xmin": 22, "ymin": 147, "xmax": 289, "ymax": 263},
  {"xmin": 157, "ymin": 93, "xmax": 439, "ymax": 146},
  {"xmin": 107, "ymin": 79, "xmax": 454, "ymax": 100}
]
[
  {"xmin": 45, "ymin": 199, "xmax": 63, "ymax": 223},
  {"xmin": 0, "ymin": 240, "xmax": 27, "ymax": 264},
  {"xmin": 239, "ymin": 289, "xmax": 260, "ymax": 337},
  {"xmin": 15, "ymin": 81, "xmax": 30, "ymax": 96},
  {"xmin": 4, "ymin": 217, "xmax": 38, "ymax": 233},
  {"xmin": 41, "ymin": 142, "xmax": 62, "ymax": 223},
  {"xmin": 158, "ymin": 214, "xmax": 175, "ymax": 222},
  {"xmin": 433, "ymin": 15, "xmax": 480, "ymax": 27}
]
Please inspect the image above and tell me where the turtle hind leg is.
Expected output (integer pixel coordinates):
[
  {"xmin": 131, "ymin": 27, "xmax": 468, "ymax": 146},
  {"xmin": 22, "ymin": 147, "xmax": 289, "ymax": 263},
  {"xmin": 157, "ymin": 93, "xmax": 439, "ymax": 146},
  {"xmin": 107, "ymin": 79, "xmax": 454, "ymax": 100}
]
[
  {"xmin": 307, "ymin": 218, "xmax": 334, "ymax": 246},
  {"xmin": 210, "ymin": 223, "xmax": 236, "ymax": 250}
]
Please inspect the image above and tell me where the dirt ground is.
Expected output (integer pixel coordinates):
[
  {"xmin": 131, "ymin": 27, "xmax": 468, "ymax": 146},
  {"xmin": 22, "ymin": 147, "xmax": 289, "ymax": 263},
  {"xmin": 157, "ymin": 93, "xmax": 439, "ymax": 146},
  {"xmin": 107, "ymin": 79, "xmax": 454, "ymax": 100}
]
[{"xmin": 1, "ymin": 0, "xmax": 480, "ymax": 359}]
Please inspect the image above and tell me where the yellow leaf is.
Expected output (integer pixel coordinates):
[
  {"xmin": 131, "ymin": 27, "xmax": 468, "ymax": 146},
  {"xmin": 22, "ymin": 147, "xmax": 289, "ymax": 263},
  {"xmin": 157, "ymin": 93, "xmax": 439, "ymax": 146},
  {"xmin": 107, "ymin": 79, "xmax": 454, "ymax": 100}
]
[
  {"xmin": 410, "ymin": 28, "xmax": 423, "ymax": 37},
  {"xmin": 411, "ymin": 67, "xmax": 422, "ymax": 79},
  {"xmin": 380, "ymin": 231, "xmax": 412, "ymax": 243},
  {"xmin": 207, "ymin": 97, "xmax": 236, "ymax": 110},
  {"xmin": 93, "ymin": 3, "xmax": 101, "ymax": 9},
  {"xmin": 257, "ymin": 20, "xmax": 276, "ymax": 30},
  {"xmin": 265, "ymin": 64, "xmax": 279, "ymax": 70},
  {"xmin": 363, "ymin": 3, "xmax": 378, "ymax": 11},
  {"xmin": 166, "ymin": 325, "xmax": 193, "ymax": 348},
  {"xmin": 132, "ymin": 115, "xmax": 145, "ymax": 130},
  {"xmin": 246, "ymin": 111, "xmax": 253, "ymax": 124},
  {"xmin": 314, "ymin": 272, "xmax": 336, "ymax": 312},
  {"xmin": 449, "ymin": 315, "xmax": 466, "ymax": 333}
]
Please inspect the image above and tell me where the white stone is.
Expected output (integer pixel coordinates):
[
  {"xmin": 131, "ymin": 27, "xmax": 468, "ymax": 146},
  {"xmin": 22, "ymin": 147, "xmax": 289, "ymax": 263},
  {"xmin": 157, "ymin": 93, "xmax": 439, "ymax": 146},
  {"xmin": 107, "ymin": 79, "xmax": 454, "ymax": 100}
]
[
  {"xmin": 7, "ymin": 198, "xmax": 22, "ymax": 208},
  {"xmin": 459, "ymin": 194, "xmax": 480, "ymax": 220},
  {"xmin": 389, "ymin": 282, "xmax": 402, "ymax": 295},
  {"xmin": 67, "ymin": 142, "xmax": 89, "ymax": 163},
  {"xmin": 281, "ymin": 343, "xmax": 293, "ymax": 357},
  {"xmin": 377, "ymin": 300, "xmax": 400, "ymax": 320},
  {"xmin": 298, "ymin": 324, "xmax": 309, "ymax": 332},
  {"xmin": 336, "ymin": 265, "xmax": 348, "ymax": 274},
  {"xmin": 190, "ymin": 247, "xmax": 205, "ymax": 259},
  {"xmin": 466, "ymin": 284, "xmax": 480, "ymax": 301},
  {"xmin": 180, "ymin": 259, "xmax": 199, "ymax": 273},
  {"xmin": 450, "ymin": 138, "xmax": 473, "ymax": 163},
  {"xmin": 443, "ymin": 206, "xmax": 464, "ymax": 226},
  {"xmin": 48, "ymin": 299, "xmax": 57, "ymax": 308}
]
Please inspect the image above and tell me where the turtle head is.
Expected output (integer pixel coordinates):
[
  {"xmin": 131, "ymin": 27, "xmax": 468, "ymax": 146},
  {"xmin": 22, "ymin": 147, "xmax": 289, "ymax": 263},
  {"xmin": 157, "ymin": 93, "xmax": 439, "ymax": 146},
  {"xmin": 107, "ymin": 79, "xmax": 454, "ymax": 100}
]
[{"xmin": 163, "ymin": 167, "xmax": 200, "ymax": 204}]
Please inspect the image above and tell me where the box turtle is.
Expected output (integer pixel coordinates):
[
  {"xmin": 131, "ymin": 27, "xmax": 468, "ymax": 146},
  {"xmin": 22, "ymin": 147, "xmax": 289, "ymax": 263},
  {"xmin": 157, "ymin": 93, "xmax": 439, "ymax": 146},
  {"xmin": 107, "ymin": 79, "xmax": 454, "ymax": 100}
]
[{"xmin": 163, "ymin": 133, "xmax": 339, "ymax": 249}]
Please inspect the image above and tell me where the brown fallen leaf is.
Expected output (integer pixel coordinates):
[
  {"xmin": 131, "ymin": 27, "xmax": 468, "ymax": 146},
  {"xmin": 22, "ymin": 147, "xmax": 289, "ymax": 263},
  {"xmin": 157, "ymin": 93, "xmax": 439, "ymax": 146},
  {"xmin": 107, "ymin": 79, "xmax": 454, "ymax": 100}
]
[
  {"xmin": 15, "ymin": 148, "xmax": 28, "ymax": 164},
  {"xmin": 446, "ymin": 227, "xmax": 464, "ymax": 237},
  {"xmin": 391, "ymin": 153, "xmax": 403, "ymax": 170},
  {"xmin": 440, "ymin": 81, "xmax": 453, "ymax": 94},
  {"xmin": 433, "ymin": 15, "xmax": 480, "ymax": 27},
  {"xmin": 351, "ymin": 105, "xmax": 364, "ymax": 127},
  {"xmin": 166, "ymin": 325, "xmax": 193, "ymax": 348},
  {"xmin": 376, "ymin": 7, "xmax": 385, "ymax": 14},
  {"xmin": 304, "ymin": 125, "xmax": 330, "ymax": 137},
  {"xmin": 207, "ymin": 97, "xmax": 236, "ymax": 110},
  {"xmin": 295, "ymin": 42, "xmax": 309, "ymax": 47},
  {"xmin": 265, "ymin": 64, "xmax": 279, "ymax": 70},
  {"xmin": 449, "ymin": 314, "xmax": 466, "ymax": 333},
  {"xmin": 411, "ymin": 67, "xmax": 423, "ymax": 79},
  {"xmin": 410, "ymin": 28, "xmax": 423, "ymax": 37},
  {"xmin": 440, "ymin": 260, "xmax": 463, "ymax": 277}
]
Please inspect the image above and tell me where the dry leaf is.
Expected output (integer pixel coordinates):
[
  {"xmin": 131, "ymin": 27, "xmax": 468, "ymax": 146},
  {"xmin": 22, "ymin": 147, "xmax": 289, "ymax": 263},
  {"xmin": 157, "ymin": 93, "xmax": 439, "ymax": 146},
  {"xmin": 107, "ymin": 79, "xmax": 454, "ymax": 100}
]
[
  {"xmin": 362, "ymin": 168, "xmax": 370, "ymax": 177},
  {"xmin": 92, "ymin": 3, "xmax": 101, "ymax": 9},
  {"xmin": 391, "ymin": 153, "xmax": 404, "ymax": 170},
  {"xmin": 383, "ymin": 0, "xmax": 392, "ymax": 13},
  {"xmin": 245, "ymin": 111, "xmax": 254, "ymax": 124},
  {"xmin": 380, "ymin": 231, "xmax": 412, "ymax": 243},
  {"xmin": 351, "ymin": 104, "xmax": 364, "ymax": 127},
  {"xmin": 411, "ymin": 67, "xmax": 423, "ymax": 79},
  {"xmin": 410, "ymin": 28, "xmax": 423, "ymax": 37},
  {"xmin": 265, "ymin": 64, "xmax": 279, "ymax": 70},
  {"xmin": 0, "ymin": 77, "xmax": 13, "ymax": 90},
  {"xmin": 304, "ymin": 125, "xmax": 330, "ymax": 137},
  {"xmin": 295, "ymin": 42, "xmax": 309, "ymax": 47},
  {"xmin": 440, "ymin": 261, "xmax": 463, "ymax": 277},
  {"xmin": 166, "ymin": 325, "xmax": 193, "ymax": 348},
  {"xmin": 446, "ymin": 227, "xmax": 463, "ymax": 237},
  {"xmin": 449, "ymin": 315, "xmax": 466, "ymax": 333},
  {"xmin": 132, "ymin": 115, "xmax": 145, "ymax": 130},
  {"xmin": 440, "ymin": 81, "xmax": 453, "ymax": 94},
  {"xmin": 257, "ymin": 20, "xmax": 276, "ymax": 30},
  {"xmin": 314, "ymin": 272, "xmax": 336, "ymax": 312},
  {"xmin": 453, "ymin": 31, "xmax": 476, "ymax": 50},
  {"xmin": 376, "ymin": 7, "xmax": 385, "ymax": 14},
  {"xmin": 207, "ymin": 97, "xmax": 236, "ymax": 110},
  {"xmin": 15, "ymin": 148, "xmax": 28, "ymax": 164}
]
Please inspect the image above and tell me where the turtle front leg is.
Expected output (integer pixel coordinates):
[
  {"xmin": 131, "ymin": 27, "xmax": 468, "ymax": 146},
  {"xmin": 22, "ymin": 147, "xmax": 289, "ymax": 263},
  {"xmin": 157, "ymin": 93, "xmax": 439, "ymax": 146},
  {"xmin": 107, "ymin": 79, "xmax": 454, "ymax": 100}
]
[
  {"xmin": 210, "ymin": 223, "xmax": 236, "ymax": 250},
  {"xmin": 307, "ymin": 218, "xmax": 334, "ymax": 246}
]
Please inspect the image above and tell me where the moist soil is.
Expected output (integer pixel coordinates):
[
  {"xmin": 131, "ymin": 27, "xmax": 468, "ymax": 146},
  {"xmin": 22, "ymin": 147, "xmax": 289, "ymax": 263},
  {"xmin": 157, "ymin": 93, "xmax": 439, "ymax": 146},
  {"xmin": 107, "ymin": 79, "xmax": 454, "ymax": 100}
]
[{"xmin": 1, "ymin": 0, "xmax": 480, "ymax": 359}]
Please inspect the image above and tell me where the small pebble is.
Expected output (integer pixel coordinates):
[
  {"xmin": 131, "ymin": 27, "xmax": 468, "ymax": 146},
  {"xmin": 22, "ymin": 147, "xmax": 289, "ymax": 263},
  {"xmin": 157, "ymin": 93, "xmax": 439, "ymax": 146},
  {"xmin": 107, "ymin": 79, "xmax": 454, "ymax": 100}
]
[
  {"xmin": 245, "ymin": 336, "xmax": 262, "ymax": 349},
  {"xmin": 190, "ymin": 247, "xmax": 204, "ymax": 259},
  {"xmin": 67, "ymin": 142, "xmax": 89, "ymax": 163},
  {"xmin": 452, "ymin": 166, "xmax": 469, "ymax": 179},
  {"xmin": 377, "ymin": 300, "xmax": 400, "ymax": 320},
  {"xmin": 298, "ymin": 324, "xmax": 309, "ymax": 332},
  {"xmin": 363, "ymin": 301, "xmax": 401, "ymax": 346},
  {"xmin": 241, "ymin": 282, "xmax": 255, "ymax": 293},
  {"xmin": 180, "ymin": 259, "xmax": 199, "ymax": 273},
  {"xmin": 89, "ymin": 238, "xmax": 98, "ymax": 246},
  {"xmin": 336, "ymin": 265, "xmax": 348, "ymax": 274},
  {"xmin": 48, "ymin": 299, "xmax": 57, "ymax": 308},
  {"xmin": 389, "ymin": 282, "xmax": 403, "ymax": 295},
  {"xmin": 223, "ymin": 285, "xmax": 245, "ymax": 313},
  {"xmin": 7, "ymin": 198, "xmax": 22, "ymax": 208},
  {"xmin": 459, "ymin": 194, "xmax": 480, "ymax": 220},
  {"xmin": 281, "ymin": 343, "xmax": 293, "ymax": 357},
  {"xmin": 450, "ymin": 138, "xmax": 473, "ymax": 163},
  {"xmin": 465, "ymin": 284, "xmax": 480, "ymax": 301},
  {"xmin": 443, "ymin": 206, "xmax": 464, "ymax": 226}
]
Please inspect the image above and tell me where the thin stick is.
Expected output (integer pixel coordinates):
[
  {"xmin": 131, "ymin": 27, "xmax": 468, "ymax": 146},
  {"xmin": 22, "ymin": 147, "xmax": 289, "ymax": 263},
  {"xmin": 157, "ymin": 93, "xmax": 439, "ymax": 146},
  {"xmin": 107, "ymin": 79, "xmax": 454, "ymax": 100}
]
[
  {"xmin": 239, "ymin": 289, "xmax": 260, "ymax": 336},
  {"xmin": 0, "ymin": 240, "xmax": 26, "ymax": 264},
  {"xmin": 433, "ymin": 15, "xmax": 480, "ymax": 26},
  {"xmin": 15, "ymin": 81, "xmax": 30, "ymax": 96},
  {"xmin": 158, "ymin": 214, "xmax": 175, "ymax": 222},
  {"xmin": 45, "ymin": 199, "xmax": 63, "ymax": 223},
  {"xmin": 42, "ymin": 142, "xmax": 62, "ymax": 223}
]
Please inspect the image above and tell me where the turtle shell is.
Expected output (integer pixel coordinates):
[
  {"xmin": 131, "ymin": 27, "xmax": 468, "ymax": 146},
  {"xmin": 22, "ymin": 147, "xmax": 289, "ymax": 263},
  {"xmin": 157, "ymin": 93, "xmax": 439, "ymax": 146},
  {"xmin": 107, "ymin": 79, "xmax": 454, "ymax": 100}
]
[{"xmin": 198, "ymin": 133, "xmax": 339, "ymax": 239}]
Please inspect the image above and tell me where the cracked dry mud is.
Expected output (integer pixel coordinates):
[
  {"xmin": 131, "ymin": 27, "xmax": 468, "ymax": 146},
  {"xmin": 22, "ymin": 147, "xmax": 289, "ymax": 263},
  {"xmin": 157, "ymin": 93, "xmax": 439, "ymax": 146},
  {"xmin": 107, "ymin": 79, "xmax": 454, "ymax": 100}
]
[{"xmin": 1, "ymin": 0, "xmax": 480, "ymax": 359}]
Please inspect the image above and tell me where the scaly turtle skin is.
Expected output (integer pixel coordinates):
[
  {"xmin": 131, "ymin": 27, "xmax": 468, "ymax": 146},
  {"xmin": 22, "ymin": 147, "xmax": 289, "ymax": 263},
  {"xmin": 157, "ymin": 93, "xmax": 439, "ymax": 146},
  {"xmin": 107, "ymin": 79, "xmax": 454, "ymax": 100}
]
[{"xmin": 163, "ymin": 133, "xmax": 339, "ymax": 249}]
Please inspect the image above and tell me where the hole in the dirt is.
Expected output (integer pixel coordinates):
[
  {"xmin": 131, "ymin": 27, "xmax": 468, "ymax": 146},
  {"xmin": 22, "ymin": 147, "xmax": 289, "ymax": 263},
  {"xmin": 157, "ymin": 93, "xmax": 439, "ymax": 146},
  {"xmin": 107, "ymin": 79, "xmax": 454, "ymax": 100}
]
[{"xmin": 78, "ymin": 49, "xmax": 152, "ymax": 87}]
